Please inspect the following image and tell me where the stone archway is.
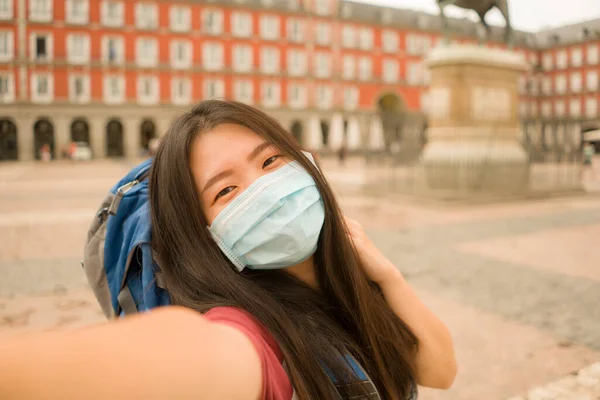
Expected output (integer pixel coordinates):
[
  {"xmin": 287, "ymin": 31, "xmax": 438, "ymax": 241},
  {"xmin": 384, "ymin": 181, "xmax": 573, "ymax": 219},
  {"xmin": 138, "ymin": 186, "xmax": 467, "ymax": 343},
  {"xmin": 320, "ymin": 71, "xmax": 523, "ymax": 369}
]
[
  {"xmin": 0, "ymin": 119, "xmax": 18, "ymax": 161},
  {"xmin": 33, "ymin": 118, "xmax": 55, "ymax": 160},
  {"xmin": 320, "ymin": 120, "xmax": 330, "ymax": 147},
  {"xmin": 106, "ymin": 119, "xmax": 124, "ymax": 158},
  {"xmin": 71, "ymin": 118, "xmax": 90, "ymax": 145},
  {"xmin": 290, "ymin": 120, "xmax": 303, "ymax": 145},
  {"xmin": 140, "ymin": 119, "xmax": 156, "ymax": 152},
  {"xmin": 377, "ymin": 93, "xmax": 405, "ymax": 152}
]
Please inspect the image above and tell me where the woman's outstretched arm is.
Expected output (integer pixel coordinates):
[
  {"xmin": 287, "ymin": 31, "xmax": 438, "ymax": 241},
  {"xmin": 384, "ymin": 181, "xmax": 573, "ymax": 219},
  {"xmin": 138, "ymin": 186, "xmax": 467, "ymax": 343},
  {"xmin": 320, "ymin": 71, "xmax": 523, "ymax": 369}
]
[{"xmin": 0, "ymin": 306, "xmax": 262, "ymax": 400}]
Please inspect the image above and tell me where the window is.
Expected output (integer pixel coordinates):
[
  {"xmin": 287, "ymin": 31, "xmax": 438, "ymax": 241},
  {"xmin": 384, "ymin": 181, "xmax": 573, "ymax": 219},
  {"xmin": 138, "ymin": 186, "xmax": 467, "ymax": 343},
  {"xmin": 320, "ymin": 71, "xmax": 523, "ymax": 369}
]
[
  {"xmin": 67, "ymin": 34, "xmax": 90, "ymax": 64},
  {"xmin": 101, "ymin": 0, "xmax": 124, "ymax": 27},
  {"xmin": 530, "ymin": 101, "xmax": 538, "ymax": 117},
  {"xmin": 359, "ymin": 28, "xmax": 373, "ymax": 50},
  {"xmin": 587, "ymin": 71, "xmax": 598, "ymax": 91},
  {"xmin": 314, "ymin": 52, "xmax": 331, "ymax": 78},
  {"xmin": 261, "ymin": 81, "xmax": 280, "ymax": 108},
  {"xmin": 406, "ymin": 62, "xmax": 422, "ymax": 85},
  {"xmin": 0, "ymin": 31, "xmax": 13, "ymax": 61},
  {"xmin": 541, "ymin": 101, "xmax": 551, "ymax": 117},
  {"xmin": 31, "ymin": 33, "xmax": 52, "ymax": 61},
  {"xmin": 315, "ymin": 0, "xmax": 329, "ymax": 15},
  {"xmin": 69, "ymin": 74, "xmax": 90, "ymax": 103},
  {"xmin": 555, "ymin": 74, "xmax": 567, "ymax": 94},
  {"xmin": 315, "ymin": 85, "xmax": 332, "ymax": 109},
  {"xmin": 529, "ymin": 52, "xmax": 539, "ymax": 66},
  {"xmin": 542, "ymin": 53, "xmax": 553, "ymax": 71},
  {"xmin": 556, "ymin": 50, "xmax": 567, "ymax": 69},
  {"xmin": 287, "ymin": 18, "xmax": 304, "ymax": 43},
  {"xmin": 519, "ymin": 102, "xmax": 528, "ymax": 118},
  {"xmin": 170, "ymin": 6, "xmax": 191, "ymax": 32},
  {"xmin": 137, "ymin": 75, "xmax": 159, "ymax": 105},
  {"xmin": 342, "ymin": 25, "xmax": 355, "ymax": 49},
  {"xmin": 234, "ymin": 79, "xmax": 253, "ymax": 104},
  {"xmin": 570, "ymin": 72, "xmax": 582, "ymax": 93},
  {"xmin": 342, "ymin": 55, "xmax": 355, "ymax": 80},
  {"xmin": 383, "ymin": 59, "xmax": 399, "ymax": 83},
  {"xmin": 103, "ymin": 75, "xmax": 125, "ymax": 104},
  {"xmin": 29, "ymin": 0, "xmax": 52, "ymax": 22},
  {"xmin": 232, "ymin": 45, "xmax": 253, "ymax": 72},
  {"xmin": 203, "ymin": 9, "xmax": 224, "ymax": 35},
  {"xmin": 588, "ymin": 44, "xmax": 599, "ymax": 65},
  {"xmin": 261, "ymin": 47, "xmax": 280, "ymax": 74},
  {"xmin": 232, "ymin": 12, "xmax": 252, "ymax": 37},
  {"xmin": 382, "ymin": 30, "xmax": 398, "ymax": 53},
  {"xmin": 31, "ymin": 73, "xmax": 53, "ymax": 103},
  {"xmin": 136, "ymin": 3, "xmax": 158, "ymax": 30},
  {"xmin": 136, "ymin": 37, "xmax": 158, "ymax": 67},
  {"xmin": 343, "ymin": 86, "xmax": 359, "ymax": 110},
  {"xmin": 541, "ymin": 76, "xmax": 552, "ymax": 95},
  {"xmin": 530, "ymin": 77, "xmax": 539, "ymax": 96},
  {"xmin": 170, "ymin": 40, "xmax": 192, "ymax": 69},
  {"xmin": 202, "ymin": 42, "xmax": 224, "ymax": 71},
  {"xmin": 0, "ymin": 73, "xmax": 14, "ymax": 103},
  {"xmin": 569, "ymin": 98, "xmax": 581, "ymax": 117},
  {"xmin": 204, "ymin": 78, "xmax": 224, "ymax": 100},
  {"xmin": 102, "ymin": 36, "xmax": 124, "ymax": 64},
  {"xmin": 0, "ymin": 0, "xmax": 14, "ymax": 20},
  {"xmin": 406, "ymin": 33, "xmax": 423, "ymax": 56},
  {"xmin": 66, "ymin": 0, "xmax": 88, "ymax": 24},
  {"xmin": 571, "ymin": 48, "xmax": 583, "ymax": 67},
  {"xmin": 288, "ymin": 83, "xmax": 306, "ymax": 109},
  {"xmin": 287, "ymin": 49, "xmax": 306, "ymax": 76},
  {"xmin": 171, "ymin": 77, "xmax": 191, "ymax": 105},
  {"xmin": 554, "ymin": 100, "xmax": 565, "ymax": 117},
  {"xmin": 315, "ymin": 22, "xmax": 331, "ymax": 46},
  {"xmin": 260, "ymin": 15, "xmax": 280, "ymax": 41},
  {"xmin": 586, "ymin": 97, "xmax": 598, "ymax": 117},
  {"xmin": 358, "ymin": 57, "xmax": 371, "ymax": 81}
]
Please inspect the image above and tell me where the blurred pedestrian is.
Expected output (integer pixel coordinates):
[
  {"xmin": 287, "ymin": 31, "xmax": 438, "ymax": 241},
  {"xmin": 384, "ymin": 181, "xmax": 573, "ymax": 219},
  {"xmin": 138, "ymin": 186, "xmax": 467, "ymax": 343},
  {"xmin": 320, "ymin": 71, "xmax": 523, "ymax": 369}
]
[{"xmin": 581, "ymin": 142, "xmax": 596, "ymax": 180}]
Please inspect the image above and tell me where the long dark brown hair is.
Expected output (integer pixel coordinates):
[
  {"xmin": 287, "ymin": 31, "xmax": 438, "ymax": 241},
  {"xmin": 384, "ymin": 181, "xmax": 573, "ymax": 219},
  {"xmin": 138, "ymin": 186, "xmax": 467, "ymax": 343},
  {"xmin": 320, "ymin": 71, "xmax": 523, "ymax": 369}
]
[{"xmin": 150, "ymin": 100, "xmax": 418, "ymax": 399}]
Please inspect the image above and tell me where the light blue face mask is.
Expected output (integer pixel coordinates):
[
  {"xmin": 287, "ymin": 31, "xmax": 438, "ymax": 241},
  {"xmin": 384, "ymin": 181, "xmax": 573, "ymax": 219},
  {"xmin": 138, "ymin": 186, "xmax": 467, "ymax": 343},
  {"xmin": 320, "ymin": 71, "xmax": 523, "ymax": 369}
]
[{"xmin": 208, "ymin": 153, "xmax": 325, "ymax": 271}]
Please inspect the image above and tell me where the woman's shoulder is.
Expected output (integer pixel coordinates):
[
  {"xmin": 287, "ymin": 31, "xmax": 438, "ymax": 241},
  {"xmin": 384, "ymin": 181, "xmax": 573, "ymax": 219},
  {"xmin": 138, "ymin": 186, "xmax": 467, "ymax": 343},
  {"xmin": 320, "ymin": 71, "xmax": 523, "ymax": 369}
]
[{"xmin": 205, "ymin": 306, "xmax": 294, "ymax": 400}]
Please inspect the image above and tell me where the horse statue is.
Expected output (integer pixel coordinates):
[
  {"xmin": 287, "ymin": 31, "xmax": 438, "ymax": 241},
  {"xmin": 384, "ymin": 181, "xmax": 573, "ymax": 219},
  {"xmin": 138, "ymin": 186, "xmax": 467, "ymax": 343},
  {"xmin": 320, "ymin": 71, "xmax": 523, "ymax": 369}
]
[{"xmin": 437, "ymin": 0, "xmax": 513, "ymax": 46}]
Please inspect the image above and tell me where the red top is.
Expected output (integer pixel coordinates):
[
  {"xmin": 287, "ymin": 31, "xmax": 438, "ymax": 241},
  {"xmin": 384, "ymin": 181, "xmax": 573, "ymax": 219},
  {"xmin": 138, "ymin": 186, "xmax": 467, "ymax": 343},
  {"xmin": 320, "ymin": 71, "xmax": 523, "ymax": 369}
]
[{"xmin": 205, "ymin": 307, "xmax": 294, "ymax": 400}]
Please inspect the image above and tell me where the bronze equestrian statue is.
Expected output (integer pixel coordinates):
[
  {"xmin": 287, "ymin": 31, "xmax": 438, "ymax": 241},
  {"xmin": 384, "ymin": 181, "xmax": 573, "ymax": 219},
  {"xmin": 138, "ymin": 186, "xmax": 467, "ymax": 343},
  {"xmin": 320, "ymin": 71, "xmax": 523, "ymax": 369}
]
[{"xmin": 437, "ymin": 0, "xmax": 513, "ymax": 46}]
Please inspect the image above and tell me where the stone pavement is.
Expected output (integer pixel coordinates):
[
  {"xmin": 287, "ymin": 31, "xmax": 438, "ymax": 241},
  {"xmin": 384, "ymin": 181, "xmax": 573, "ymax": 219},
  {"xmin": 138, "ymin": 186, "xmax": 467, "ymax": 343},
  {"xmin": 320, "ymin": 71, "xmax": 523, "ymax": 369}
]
[{"xmin": 1, "ymin": 158, "xmax": 600, "ymax": 399}]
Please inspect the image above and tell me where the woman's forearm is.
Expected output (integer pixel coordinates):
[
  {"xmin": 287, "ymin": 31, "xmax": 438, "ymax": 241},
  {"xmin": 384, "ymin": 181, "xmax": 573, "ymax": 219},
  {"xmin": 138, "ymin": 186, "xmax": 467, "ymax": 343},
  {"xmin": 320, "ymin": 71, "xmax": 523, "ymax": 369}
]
[
  {"xmin": 0, "ymin": 306, "xmax": 261, "ymax": 400},
  {"xmin": 379, "ymin": 267, "xmax": 457, "ymax": 389}
]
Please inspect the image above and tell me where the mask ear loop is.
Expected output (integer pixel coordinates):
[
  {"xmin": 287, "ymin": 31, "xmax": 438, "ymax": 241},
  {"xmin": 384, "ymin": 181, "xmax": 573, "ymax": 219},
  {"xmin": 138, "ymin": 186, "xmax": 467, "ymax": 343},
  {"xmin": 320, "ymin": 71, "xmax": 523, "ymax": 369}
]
[{"xmin": 301, "ymin": 150, "xmax": 319, "ymax": 170}]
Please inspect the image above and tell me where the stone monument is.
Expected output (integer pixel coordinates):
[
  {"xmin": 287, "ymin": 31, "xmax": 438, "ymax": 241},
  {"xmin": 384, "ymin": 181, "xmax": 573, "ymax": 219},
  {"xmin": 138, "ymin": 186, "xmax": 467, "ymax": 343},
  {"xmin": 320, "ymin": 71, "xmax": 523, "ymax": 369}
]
[{"xmin": 420, "ymin": 45, "xmax": 529, "ymax": 194}]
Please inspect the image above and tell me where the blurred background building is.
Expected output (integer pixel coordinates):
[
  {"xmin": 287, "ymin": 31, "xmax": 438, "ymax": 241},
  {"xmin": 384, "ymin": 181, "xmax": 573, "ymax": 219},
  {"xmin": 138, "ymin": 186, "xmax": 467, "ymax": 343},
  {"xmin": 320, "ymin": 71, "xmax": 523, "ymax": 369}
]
[{"xmin": 0, "ymin": 0, "xmax": 599, "ymax": 161}]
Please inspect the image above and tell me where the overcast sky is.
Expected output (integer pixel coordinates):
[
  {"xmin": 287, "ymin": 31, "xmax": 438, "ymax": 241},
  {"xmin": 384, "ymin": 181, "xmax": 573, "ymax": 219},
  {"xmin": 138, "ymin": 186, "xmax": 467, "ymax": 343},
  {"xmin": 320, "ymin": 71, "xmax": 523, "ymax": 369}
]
[{"xmin": 356, "ymin": 0, "xmax": 600, "ymax": 32}]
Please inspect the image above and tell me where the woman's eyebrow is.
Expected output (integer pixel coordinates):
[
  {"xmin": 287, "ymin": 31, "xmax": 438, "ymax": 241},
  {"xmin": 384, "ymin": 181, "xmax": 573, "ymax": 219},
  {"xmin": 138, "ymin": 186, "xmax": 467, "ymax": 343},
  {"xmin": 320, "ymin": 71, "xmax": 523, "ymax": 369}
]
[
  {"xmin": 201, "ymin": 169, "xmax": 234, "ymax": 195},
  {"xmin": 246, "ymin": 142, "xmax": 273, "ymax": 162}
]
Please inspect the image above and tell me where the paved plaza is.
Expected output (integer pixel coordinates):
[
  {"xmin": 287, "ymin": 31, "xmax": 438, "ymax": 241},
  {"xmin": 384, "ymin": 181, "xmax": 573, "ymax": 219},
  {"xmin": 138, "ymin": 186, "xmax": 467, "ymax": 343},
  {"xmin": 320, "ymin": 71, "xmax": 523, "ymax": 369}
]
[{"xmin": 1, "ymin": 158, "xmax": 600, "ymax": 399}]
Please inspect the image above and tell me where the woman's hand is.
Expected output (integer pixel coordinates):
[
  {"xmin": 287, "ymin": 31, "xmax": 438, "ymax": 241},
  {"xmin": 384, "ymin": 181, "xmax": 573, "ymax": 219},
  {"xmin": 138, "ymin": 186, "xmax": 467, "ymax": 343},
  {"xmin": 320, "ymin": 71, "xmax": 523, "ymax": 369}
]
[{"xmin": 344, "ymin": 216, "xmax": 400, "ymax": 284}]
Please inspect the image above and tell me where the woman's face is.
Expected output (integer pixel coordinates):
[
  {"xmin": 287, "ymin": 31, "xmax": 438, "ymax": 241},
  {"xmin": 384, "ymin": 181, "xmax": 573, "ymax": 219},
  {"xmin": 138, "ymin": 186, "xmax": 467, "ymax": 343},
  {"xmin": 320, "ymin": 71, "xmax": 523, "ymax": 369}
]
[{"xmin": 190, "ymin": 123, "xmax": 289, "ymax": 225}]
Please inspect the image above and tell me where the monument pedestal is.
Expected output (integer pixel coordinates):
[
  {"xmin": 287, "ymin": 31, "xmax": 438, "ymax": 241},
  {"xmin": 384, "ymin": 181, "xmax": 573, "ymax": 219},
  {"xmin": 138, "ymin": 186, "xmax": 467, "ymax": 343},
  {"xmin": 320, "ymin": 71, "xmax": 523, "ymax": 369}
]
[{"xmin": 421, "ymin": 45, "xmax": 529, "ymax": 194}]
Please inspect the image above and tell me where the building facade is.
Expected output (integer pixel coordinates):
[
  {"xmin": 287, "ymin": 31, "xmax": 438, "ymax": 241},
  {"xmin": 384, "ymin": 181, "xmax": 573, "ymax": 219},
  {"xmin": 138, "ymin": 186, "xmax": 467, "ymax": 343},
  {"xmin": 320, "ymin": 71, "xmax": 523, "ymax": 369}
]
[{"xmin": 0, "ymin": 0, "xmax": 598, "ymax": 161}]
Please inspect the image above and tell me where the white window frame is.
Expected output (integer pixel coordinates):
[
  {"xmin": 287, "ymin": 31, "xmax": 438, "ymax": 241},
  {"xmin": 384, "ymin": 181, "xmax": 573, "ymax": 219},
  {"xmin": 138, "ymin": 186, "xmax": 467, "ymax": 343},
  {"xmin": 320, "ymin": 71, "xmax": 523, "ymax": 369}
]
[
  {"xmin": 202, "ymin": 42, "xmax": 224, "ymax": 71},
  {"xmin": 30, "ymin": 32, "xmax": 53, "ymax": 62},
  {"xmin": 588, "ymin": 44, "xmax": 599, "ymax": 65},
  {"xmin": 315, "ymin": 0, "xmax": 329, "ymax": 16},
  {"xmin": 406, "ymin": 62, "xmax": 422, "ymax": 85},
  {"xmin": 315, "ymin": 85, "xmax": 333, "ymax": 110},
  {"xmin": 31, "ymin": 72, "xmax": 53, "ymax": 103},
  {"xmin": 541, "ymin": 101, "xmax": 551, "ymax": 118},
  {"xmin": 569, "ymin": 98, "xmax": 581, "ymax": 118},
  {"xmin": 342, "ymin": 55, "xmax": 355, "ymax": 80},
  {"xmin": 69, "ymin": 73, "xmax": 90, "ymax": 104},
  {"xmin": 203, "ymin": 78, "xmax": 225, "ymax": 100},
  {"xmin": 358, "ymin": 57, "xmax": 371, "ymax": 81},
  {"xmin": 287, "ymin": 49, "xmax": 306, "ymax": 77},
  {"xmin": 314, "ymin": 52, "xmax": 331, "ymax": 78},
  {"xmin": 170, "ymin": 39, "xmax": 192, "ymax": 70},
  {"xmin": 233, "ymin": 79, "xmax": 253, "ymax": 104},
  {"xmin": 542, "ymin": 53, "xmax": 553, "ymax": 71},
  {"xmin": 66, "ymin": 0, "xmax": 89, "ymax": 25},
  {"xmin": 585, "ymin": 97, "xmax": 598, "ymax": 118},
  {"xmin": 203, "ymin": 9, "xmax": 224, "ymax": 36},
  {"xmin": 382, "ymin": 30, "xmax": 398, "ymax": 53},
  {"xmin": 261, "ymin": 46, "xmax": 280, "ymax": 75},
  {"xmin": 570, "ymin": 72, "xmax": 582, "ymax": 93},
  {"xmin": 343, "ymin": 86, "xmax": 359, "ymax": 111},
  {"xmin": 66, "ymin": 33, "xmax": 90, "ymax": 64},
  {"xmin": 586, "ymin": 70, "xmax": 598, "ymax": 92},
  {"xmin": 29, "ymin": 0, "xmax": 52, "ymax": 22},
  {"xmin": 342, "ymin": 25, "xmax": 355, "ymax": 49},
  {"xmin": 287, "ymin": 82, "xmax": 306, "ymax": 109},
  {"xmin": 555, "ymin": 100, "xmax": 565, "ymax": 117},
  {"xmin": 541, "ymin": 76, "xmax": 552, "ymax": 95},
  {"xmin": 0, "ymin": 0, "xmax": 14, "ymax": 20},
  {"xmin": 382, "ymin": 59, "xmax": 399, "ymax": 84},
  {"xmin": 0, "ymin": 72, "xmax": 15, "ymax": 103},
  {"xmin": 171, "ymin": 77, "xmax": 191, "ymax": 106},
  {"xmin": 170, "ymin": 5, "xmax": 191, "ymax": 33},
  {"xmin": 137, "ymin": 75, "xmax": 159, "ymax": 105},
  {"xmin": 231, "ymin": 11, "xmax": 252, "ymax": 38},
  {"xmin": 136, "ymin": 37, "xmax": 158, "ymax": 68},
  {"xmin": 555, "ymin": 74, "xmax": 567, "ymax": 95},
  {"xmin": 101, "ymin": 0, "xmax": 124, "ymax": 27},
  {"xmin": 0, "ymin": 30, "xmax": 14, "ymax": 61},
  {"xmin": 102, "ymin": 35, "xmax": 124, "ymax": 65},
  {"xmin": 260, "ymin": 15, "xmax": 280, "ymax": 41},
  {"xmin": 287, "ymin": 18, "xmax": 304, "ymax": 43},
  {"xmin": 261, "ymin": 81, "xmax": 281, "ymax": 108},
  {"xmin": 314, "ymin": 22, "xmax": 331, "ymax": 46},
  {"xmin": 556, "ymin": 50, "xmax": 567, "ymax": 69},
  {"xmin": 571, "ymin": 48, "xmax": 583, "ymax": 68},
  {"xmin": 232, "ymin": 44, "xmax": 253, "ymax": 73},
  {"xmin": 135, "ymin": 3, "xmax": 158, "ymax": 30},
  {"xmin": 405, "ymin": 33, "xmax": 422, "ymax": 56},
  {"xmin": 103, "ymin": 75, "xmax": 125, "ymax": 104},
  {"xmin": 358, "ymin": 27, "xmax": 373, "ymax": 50}
]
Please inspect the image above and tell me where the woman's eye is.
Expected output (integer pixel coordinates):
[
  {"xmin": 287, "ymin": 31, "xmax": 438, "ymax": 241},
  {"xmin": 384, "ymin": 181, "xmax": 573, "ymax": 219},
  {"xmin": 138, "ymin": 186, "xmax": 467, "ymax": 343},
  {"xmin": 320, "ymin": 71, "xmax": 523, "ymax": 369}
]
[
  {"xmin": 263, "ymin": 155, "xmax": 280, "ymax": 168},
  {"xmin": 215, "ymin": 186, "xmax": 235, "ymax": 200}
]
